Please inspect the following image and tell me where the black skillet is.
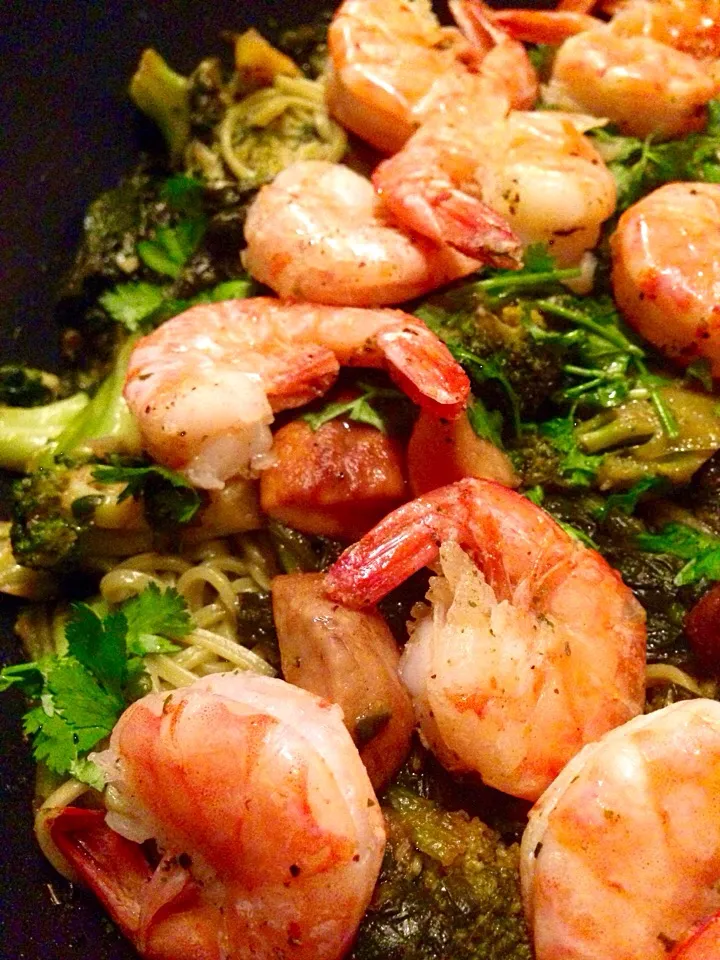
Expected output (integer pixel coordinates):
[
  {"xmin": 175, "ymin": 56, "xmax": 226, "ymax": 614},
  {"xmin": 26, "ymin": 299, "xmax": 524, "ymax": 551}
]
[{"xmin": 0, "ymin": 2, "xmax": 547, "ymax": 956}]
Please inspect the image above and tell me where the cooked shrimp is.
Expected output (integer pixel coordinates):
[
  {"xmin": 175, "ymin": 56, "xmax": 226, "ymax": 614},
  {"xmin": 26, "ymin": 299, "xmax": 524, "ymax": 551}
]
[
  {"xmin": 123, "ymin": 297, "xmax": 470, "ymax": 489},
  {"xmin": 242, "ymin": 161, "xmax": 479, "ymax": 306},
  {"xmin": 325, "ymin": 478, "xmax": 646, "ymax": 801},
  {"xmin": 496, "ymin": 0, "xmax": 719, "ymax": 138},
  {"xmin": 521, "ymin": 698, "xmax": 720, "ymax": 960},
  {"xmin": 611, "ymin": 182, "xmax": 720, "ymax": 377},
  {"xmin": 272, "ymin": 572, "xmax": 415, "ymax": 789},
  {"xmin": 325, "ymin": 0, "xmax": 537, "ymax": 154},
  {"xmin": 50, "ymin": 673, "xmax": 386, "ymax": 960},
  {"xmin": 372, "ymin": 109, "xmax": 617, "ymax": 271}
]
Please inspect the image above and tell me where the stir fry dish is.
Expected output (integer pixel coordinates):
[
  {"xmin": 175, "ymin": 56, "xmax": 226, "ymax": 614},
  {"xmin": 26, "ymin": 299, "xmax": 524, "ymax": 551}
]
[{"xmin": 3, "ymin": 1, "xmax": 720, "ymax": 958}]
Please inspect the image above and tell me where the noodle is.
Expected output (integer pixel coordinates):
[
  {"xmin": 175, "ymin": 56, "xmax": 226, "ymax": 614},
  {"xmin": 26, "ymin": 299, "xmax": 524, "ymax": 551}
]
[{"xmin": 217, "ymin": 74, "xmax": 347, "ymax": 186}]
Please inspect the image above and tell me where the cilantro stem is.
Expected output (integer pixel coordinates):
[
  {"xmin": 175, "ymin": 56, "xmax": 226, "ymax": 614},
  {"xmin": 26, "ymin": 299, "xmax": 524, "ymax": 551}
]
[
  {"xmin": 535, "ymin": 300, "xmax": 644, "ymax": 356},
  {"xmin": 635, "ymin": 359, "xmax": 680, "ymax": 439},
  {"xmin": 475, "ymin": 267, "xmax": 581, "ymax": 295}
]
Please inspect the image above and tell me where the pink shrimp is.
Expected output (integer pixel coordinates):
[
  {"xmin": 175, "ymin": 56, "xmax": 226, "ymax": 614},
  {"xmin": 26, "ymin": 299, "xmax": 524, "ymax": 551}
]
[
  {"xmin": 611, "ymin": 182, "xmax": 720, "ymax": 376},
  {"xmin": 325, "ymin": 478, "xmax": 646, "ymax": 801},
  {"xmin": 372, "ymin": 108, "xmax": 617, "ymax": 271},
  {"xmin": 123, "ymin": 298, "xmax": 469, "ymax": 489},
  {"xmin": 521, "ymin": 697, "xmax": 720, "ymax": 960},
  {"xmin": 495, "ymin": 0, "xmax": 720, "ymax": 139},
  {"xmin": 325, "ymin": 0, "xmax": 537, "ymax": 155},
  {"xmin": 50, "ymin": 673, "xmax": 386, "ymax": 960}
]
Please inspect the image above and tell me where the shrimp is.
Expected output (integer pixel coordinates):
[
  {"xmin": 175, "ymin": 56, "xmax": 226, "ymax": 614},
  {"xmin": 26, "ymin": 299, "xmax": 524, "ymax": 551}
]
[
  {"xmin": 521, "ymin": 697, "xmax": 720, "ymax": 960},
  {"xmin": 325, "ymin": 478, "xmax": 646, "ymax": 801},
  {"xmin": 123, "ymin": 297, "xmax": 470, "ymax": 489},
  {"xmin": 325, "ymin": 0, "xmax": 537, "ymax": 154},
  {"xmin": 372, "ymin": 108, "xmax": 617, "ymax": 272},
  {"xmin": 610, "ymin": 182, "xmax": 720, "ymax": 377},
  {"xmin": 242, "ymin": 160, "xmax": 480, "ymax": 306},
  {"xmin": 495, "ymin": 0, "xmax": 719, "ymax": 138},
  {"xmin": 50, "ymin": 673, "xmax": 386, "ymax": 960}
]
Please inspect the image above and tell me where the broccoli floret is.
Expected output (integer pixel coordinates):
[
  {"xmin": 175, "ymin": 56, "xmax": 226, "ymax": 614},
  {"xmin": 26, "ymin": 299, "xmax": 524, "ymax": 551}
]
[
  {"xmin": 418, "ymin": 298, "xmax": 565, "ymax": 427},
  {"xmin": 0, "ymin": 338, "xmax": 141, "ymax": 475},
  {"xmin": 353, "ymin": 785, "xmax": 531, "ymax": 960},
  {"xmin": 10, "ymin": 464, "xmax": 90, "ymax": 571},
  {"xmin": 130, "ymin": 49, "xmax": 191, "ymax": 163}
]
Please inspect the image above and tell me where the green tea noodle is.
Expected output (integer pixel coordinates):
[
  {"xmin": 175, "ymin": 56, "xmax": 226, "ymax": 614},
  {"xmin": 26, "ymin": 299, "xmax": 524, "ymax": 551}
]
[{"xmin": 218, "ymin": 75, "xmax": 347, "ymax": 186}]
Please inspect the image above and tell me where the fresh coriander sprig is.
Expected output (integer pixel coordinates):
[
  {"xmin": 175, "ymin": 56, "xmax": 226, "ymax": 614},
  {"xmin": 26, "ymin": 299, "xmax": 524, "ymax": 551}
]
[
  {"xmin": 637, "ymin": 523, "xmax": 720, "ymax": 586},
  {"xmin": 0, "ymin": 585, "xmax": 192, "ymax": 787},
  {"xmin": 92, "ymin": 462, "xmax": 202, "ymax": 528},
  {"xmin": 302, "ymin": 382, "xmax": 405, "ymax": 434}
]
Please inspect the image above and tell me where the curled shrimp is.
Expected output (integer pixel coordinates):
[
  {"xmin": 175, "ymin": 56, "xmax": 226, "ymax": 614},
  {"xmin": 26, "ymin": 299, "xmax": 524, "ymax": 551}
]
[
  {"xmin": 325, "ymin": 0, "xmax": 537, "ymax": 154},
  {"xmin": 495, "ymin": 0, "xmax": 719, "ymax": 138},
  {"xmin": 521, "ymin": 697, "xmax": 720, "ymax": 960},
  {"xmin": 123, "ymin": 297, "xmax": 469, "ymax": 489},
  {"xmin": 325, "ymin": 478, "xmax": 646, "ymax": 801},
  {"xmin": 610, "ymin": 182, "xmax": 720, "ymax": 377},
  {"xmin": 50, "ymin": 673, "xmax": 386, "ymax": 960},
  {"xmin": 242, "ymin": 160, "xmax": 479, "ymax": 306},
  {"xmin": 372, "ymin": 108, "xmax": 617, "ymax": 273}
]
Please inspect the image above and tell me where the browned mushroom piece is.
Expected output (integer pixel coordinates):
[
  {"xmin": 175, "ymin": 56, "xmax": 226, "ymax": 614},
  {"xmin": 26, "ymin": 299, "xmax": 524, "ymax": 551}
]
[
  {"xmin": 272, "ymin": 571, "xmax": 414, "ymax": 789},
  {"xmin": 260, "ymin": 417, "xmax": 408, "ymax": 541}
]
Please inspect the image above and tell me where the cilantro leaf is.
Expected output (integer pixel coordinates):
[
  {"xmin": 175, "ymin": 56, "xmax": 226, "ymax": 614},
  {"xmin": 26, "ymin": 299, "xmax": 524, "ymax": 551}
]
[
  {"xmin": 636, "ymin": 523, "xmax": 720, "ymax": 586},
  {"xmin": 595, "ymin": 476, "xmax": 667, "ymax": 520},
  {"xmin": 467, "ymin": 396, "xmax": 503, "ymax": 448},
  {"xmin": 92, "ymin": 463, "xmax": 202, "ymax": 528},
  {"xmin": 302, "ymin": 383, "xmax": 402, "ymax": 433},
  {"xmin": 591, "ymin": 104, "xmax": 720, "ymax": 211},
  {"xmin": 449, "ymin": 344, "xmax": 521, "ymax": 435},
  {"xmin": 99, "ymin": 282, "xmax": 166, "ymax": 332},
  {"xmin": 2, "ymin": 584, "xmax": 195, "ymax": 785},
  {"xmin": 161, "ymin": 174, "xmax": 204, "ymax": 216},
  {"xmin": 685, "ymin": 358, "xmax": 714, "ymax": 393},
  {"xmin": 137, "ymin": 217, "xmax": 206, "ymax": 279},
  {"xmin": 123, "ymin": 583, "xmax": 190, "ymax": 656},
  {"xmin": 540, "ymin": 416, "xmax": 603, "ymax": 487},
  {"xmin": 65, "ymin": 603, "xmax": 128, "ymax": 697}
]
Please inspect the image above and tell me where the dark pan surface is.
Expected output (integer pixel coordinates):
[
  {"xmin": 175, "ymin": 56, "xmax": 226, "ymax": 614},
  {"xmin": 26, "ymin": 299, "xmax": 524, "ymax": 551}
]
[{"xmin": 0, "ymin": 1, "xmax": 548, "ymax": 957}]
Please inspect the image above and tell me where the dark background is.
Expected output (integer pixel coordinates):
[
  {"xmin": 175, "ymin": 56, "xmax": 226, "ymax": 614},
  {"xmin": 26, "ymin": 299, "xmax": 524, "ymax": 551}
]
[{"xmin": 0, "ymin": 2, "xmax": 545, "ymax": 957}]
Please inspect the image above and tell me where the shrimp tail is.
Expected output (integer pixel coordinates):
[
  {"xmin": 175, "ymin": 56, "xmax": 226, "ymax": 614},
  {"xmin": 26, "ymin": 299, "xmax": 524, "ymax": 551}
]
[
  {"xmin": 49, "ymin": 807, "xmax": 219, "ymax": 960},
  {"xmin": 373, "ymin": 158, "xmax": 523, "ymax": 269},
  {"xmin": 492, "ymin": 9, "xmax": 602, "ymax": 43},
  {"xmin": 377, "ymin": 321, "xmax": 470, "ymax": 418},
  {"xmin": 450, "ymin": 0, "xmax": 540, "ymax": 108},
  {"xmin": 325, "ymin": 480, "xmax": 475, "ymax": 607}
]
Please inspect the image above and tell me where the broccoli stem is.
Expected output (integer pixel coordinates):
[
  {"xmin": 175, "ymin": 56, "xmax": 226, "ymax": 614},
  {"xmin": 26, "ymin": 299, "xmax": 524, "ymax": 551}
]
[
  {"xmin": 575, "ymin": 412, "xmax": 655, "ymax": 454},
  {"xmin": 0, "ymin": 394, "xmax": 89, "ymax": 472},
  {"xmin": 129, "ymin": 49, "xmax": 191, "ymax": 163},
  {"xmin": 53, "ymin": 337, "xmax": 141, "ymax": 459}
]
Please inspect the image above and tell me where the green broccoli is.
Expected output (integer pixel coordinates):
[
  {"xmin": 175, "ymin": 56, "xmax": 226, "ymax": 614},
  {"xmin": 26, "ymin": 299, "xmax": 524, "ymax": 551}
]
[
  {"xmin": 10, "ymin": 464, "xmax": 91, "ymax": 571},
  {"xmin": 130, "ymin": 49, "xmax": 192, "ymax": 163},
  {"xmin": 353, "ymin": 783, "xmax": 531, "ymax": 960},
  {"xmin": 0, "ymin": 337, "xmax": 141, "ymax": 475}
]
